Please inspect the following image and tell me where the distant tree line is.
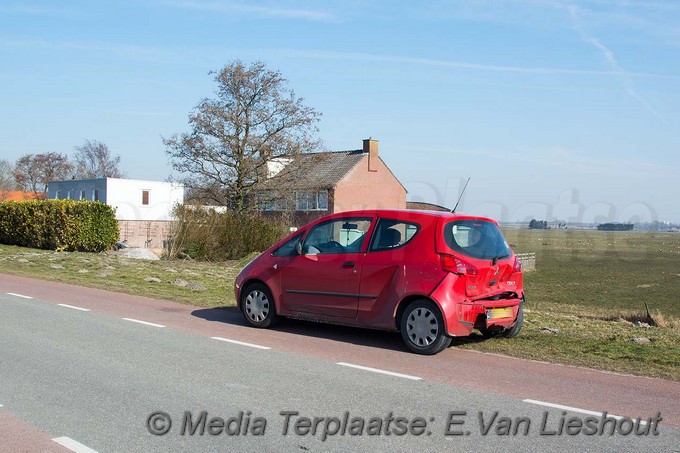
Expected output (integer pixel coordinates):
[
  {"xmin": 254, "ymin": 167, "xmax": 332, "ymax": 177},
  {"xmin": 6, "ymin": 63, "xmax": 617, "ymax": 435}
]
[
  {"xmin": 529, "ymin": 219, "xmax": 548, "ymax": 229},
  {"xmin": 528, "ymin": 219, "xmax": 569, "ymax": 229},
  {"xmin": 597, "ymin": 223, "xmax": 634, "ymax": 231},
  {"xmin": 1, "ymin": 140, "xmax": 125, "ymax": 198}
]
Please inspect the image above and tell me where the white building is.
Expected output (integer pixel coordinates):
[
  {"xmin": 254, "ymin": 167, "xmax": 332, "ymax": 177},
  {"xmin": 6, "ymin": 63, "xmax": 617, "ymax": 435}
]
[{"xmin": 47, "ymin": 178, "xmax": 184, "ymax": 248}]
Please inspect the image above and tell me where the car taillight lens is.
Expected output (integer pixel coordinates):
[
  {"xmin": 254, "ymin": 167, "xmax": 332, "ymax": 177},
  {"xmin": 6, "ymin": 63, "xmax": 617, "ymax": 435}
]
[
  {"xmin": 513, "ymin": 256, "xmax": 522, "ymax": 272},
  {"xmin": 441, "ymin": 254, "xmax": 478, "ymax": 276}
]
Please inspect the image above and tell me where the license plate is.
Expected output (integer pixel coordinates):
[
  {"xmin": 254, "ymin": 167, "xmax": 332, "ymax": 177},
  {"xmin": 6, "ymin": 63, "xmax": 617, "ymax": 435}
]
[{"xmin": 486, "ymin": 307, "xmax": 513, "ymax": 319}]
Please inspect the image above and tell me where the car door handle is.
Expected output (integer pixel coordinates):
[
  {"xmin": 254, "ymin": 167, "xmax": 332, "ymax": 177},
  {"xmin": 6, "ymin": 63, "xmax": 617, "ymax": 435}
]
[{"xmin": 342, "ymin": 262, "xmax": 355, "ymax": 268}]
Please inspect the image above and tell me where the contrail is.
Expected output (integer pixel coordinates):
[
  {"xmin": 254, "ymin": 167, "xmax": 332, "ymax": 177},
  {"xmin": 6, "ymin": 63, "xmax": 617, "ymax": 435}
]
[{"xmin": 567, "ymin": 4, "xmax": 669, "ymax": 125}]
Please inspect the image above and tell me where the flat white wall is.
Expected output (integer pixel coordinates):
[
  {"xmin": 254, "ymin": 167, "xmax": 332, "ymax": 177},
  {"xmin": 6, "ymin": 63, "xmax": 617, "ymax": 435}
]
[
  {"xmin": 48, "ymin": 178, "xmax": 184, "ymax": 221},
  {"xmin": 106, "ymin": 178, "xmax": 184, "ymax": 221}
]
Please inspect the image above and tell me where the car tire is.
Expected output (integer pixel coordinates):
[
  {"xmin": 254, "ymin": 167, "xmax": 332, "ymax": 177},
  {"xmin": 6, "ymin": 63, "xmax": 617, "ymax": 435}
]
[
  {"xmin": 500, "ymin": 301, "xmax": 524, "ymax": 338},
  {"xmin": 240, "ymin": 283, "xmax": 278, "ymax": 328},
  {"xmin": 400, "ymin": 300, "xmax": 451, "ymax": 355},
  {"xmin": 479, "ymin": 327, "xmax": 500, "ymax": 338}
]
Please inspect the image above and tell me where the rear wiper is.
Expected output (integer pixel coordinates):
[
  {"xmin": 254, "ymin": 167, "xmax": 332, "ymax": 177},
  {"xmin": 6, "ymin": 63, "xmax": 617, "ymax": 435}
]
[{"xmin": 491, "ymin": 254, "xmax": 509, "ymax": 265}]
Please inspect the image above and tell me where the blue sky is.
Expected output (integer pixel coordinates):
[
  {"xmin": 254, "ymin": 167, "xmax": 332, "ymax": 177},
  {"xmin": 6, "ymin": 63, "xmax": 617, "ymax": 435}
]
[{"xmin": 1, "ymin": 0, "xmax": 678, "ymax": 222}]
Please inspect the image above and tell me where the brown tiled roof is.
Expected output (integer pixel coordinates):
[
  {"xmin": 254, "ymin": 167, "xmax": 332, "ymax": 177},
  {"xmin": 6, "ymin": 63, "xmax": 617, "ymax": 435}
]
[
  {"xmin": 264, "ymin": 150, "xmax": 366, "ymax": 189},
  {"xmin": 406, "ymin": 201, "xmax": 450, "ymax": 212},
  {"xmin": 0, "ymin": 191, "xmax": 45, "ymax": 201}
]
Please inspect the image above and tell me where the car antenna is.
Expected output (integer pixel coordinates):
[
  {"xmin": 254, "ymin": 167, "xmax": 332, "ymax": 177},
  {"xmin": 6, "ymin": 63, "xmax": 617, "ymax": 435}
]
[{"xmin": 451, "ymin": 177, "xmax": 470, "ymax": 213}]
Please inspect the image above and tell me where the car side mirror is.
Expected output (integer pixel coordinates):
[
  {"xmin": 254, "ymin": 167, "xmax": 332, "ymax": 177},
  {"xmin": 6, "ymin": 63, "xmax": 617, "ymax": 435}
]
[{"xmin": 295, "ymin": 241, "xmax": 303, "ymax": 256}]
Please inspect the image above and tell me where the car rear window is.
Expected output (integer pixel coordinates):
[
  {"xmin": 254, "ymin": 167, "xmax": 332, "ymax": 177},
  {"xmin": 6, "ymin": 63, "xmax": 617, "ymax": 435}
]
[
  {"xmin": 443, "ymin": 220, "xmax": 511, "ymax": 260},
  {"xmin": 369, "ymin": 219, "xmax": 420, "ymax": 251}
]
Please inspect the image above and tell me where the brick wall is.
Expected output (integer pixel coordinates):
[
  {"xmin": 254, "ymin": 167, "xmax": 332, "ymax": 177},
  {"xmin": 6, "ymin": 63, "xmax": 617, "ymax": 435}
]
[
  {"xmin": 117, "ymin": 220, "xmax": 173, "ymax": 249},
  {"xmin": 332, "ymin": 155, "xmax": 406, "ymax": 213}
]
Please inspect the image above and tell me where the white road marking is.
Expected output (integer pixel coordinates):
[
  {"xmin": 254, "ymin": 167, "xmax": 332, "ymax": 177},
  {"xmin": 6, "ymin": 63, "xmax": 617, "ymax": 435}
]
[
  {"xmin": 52, "ymin": 437, "xmax": 99, "ymax": 453},
  {"xmin": 58, "ymin": 304, "xmax": 90, "ymax": 312},
  {"xmin": 6, "ymin": 292, "xmax": 33, "ymax": 299},
  {"xmin": 336, "ymin": 362, "xmax": 422, "ymax": 381},
  {"xmin": 523, "ymin": 399, "xmax": 647, "ymax": 425},
  {"xmin": 211, "ymin": 337, "xmax": 271, "ymax": 350},
  {"xmin": 122, "ymin": 318, "xmax": 166, "ymax": 328}
]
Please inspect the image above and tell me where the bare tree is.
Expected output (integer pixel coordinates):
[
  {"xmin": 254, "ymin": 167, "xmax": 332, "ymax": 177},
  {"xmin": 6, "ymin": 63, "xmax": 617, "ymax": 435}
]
[
  {"xmin": 0, "ymin": 159, "xmax": 17, "ymax": 193},
  {"xmin": 74, "ymin": 139, "xmax": 125, "ymax": 179},
  {"xmin": 14, "ymin": 153, "xmax": 74, "ymax": 196},
  {"xmin": 164, "ymin": 60, "xmax": 321, "ymax": 211}
]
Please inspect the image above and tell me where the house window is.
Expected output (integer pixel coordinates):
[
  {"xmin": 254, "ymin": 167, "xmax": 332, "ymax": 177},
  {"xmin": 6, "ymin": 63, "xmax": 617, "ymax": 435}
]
[
  {"xmin": 80, "ymin": 190, "xmax": 86, "ymax": 200},
  {"xmin": 258, "ymin": 192, "xmax": 286, "ymax": 211},
  {"xmin": 142, "ymin": 190, "xmax": 149, "ymax": 205},
  {"xmin": 55, "ymin": 190, "xmax": 61, "ymax": 199},
  {"xmin": 93, "ymin": 189, "xmax": 99, "ymax": 202},
  {"xmin": 295, "ymin": 190, "xmax": 328, "ymax": 212},
  {"xmin": 67, "ymin": 189, "xmax": 74, "ymax": 200}
]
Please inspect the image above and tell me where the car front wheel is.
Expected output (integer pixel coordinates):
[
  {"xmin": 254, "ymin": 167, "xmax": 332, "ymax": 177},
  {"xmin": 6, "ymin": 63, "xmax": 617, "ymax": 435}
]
[
  {"xmin": 400, "ymin": 300, "xmax": 451, "ymax": 355},
  {"xmin": 241, "ymin": 283, "xmax": 278, "ymax": 328}
]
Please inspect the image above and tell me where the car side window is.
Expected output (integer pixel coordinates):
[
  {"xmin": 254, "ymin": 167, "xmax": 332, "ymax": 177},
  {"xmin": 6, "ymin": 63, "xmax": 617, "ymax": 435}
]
[
  {"xmin": 369, "ymin": 219, "xmax": 420, "ymax": 251},
  {"xmin": 271, "ymin": 232, "xmax": 303, "ymax": 257},
  {"xmin": 302, "ymin": 218, "xmax": 372, "ymax": 254}
]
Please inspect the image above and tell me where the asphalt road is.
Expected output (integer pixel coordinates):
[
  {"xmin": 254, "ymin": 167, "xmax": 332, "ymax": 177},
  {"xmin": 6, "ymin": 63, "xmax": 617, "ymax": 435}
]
[{"xmin": 0, "ymin": 274, "xmax": 678, "ymax": 452}]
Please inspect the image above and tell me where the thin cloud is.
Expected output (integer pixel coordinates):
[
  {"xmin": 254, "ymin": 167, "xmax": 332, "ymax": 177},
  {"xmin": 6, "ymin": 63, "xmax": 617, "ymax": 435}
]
[
  {"xmin": 567, "ymin": 4, "xmax": 670, "ymax": 124},
  {"xmin": 0, "ymin": 38, "xmax": 188, "ymax": 64},
  {"xmin": 280, "ymin": 48, "xmax": 680, "ymax": 79},
  {"xmin": 100, "ymin": 109, "xmax": 173, "ymax": 117},
  {"xmin": 423, "ymin": 145, "xmax": 675, "ymax": 178},
  {"xmin": 160, "ymin": 0, "xmax": 338, "ymax": 22},
  {"xmin": 586, "ymin": 0, "xmax": 680, "ymax": 11},
  {"xmin": 0, "ymin": 4, "xmax": 73, "ymax": 15},
  {"xmin": 2, "ymin": 37, "xmax": 677, "ymax": 84}
]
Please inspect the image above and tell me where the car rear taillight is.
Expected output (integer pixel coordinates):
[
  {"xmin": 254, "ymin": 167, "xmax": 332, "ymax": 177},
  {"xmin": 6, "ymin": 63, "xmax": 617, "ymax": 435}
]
[
  {"xmin": 513, "ymin": 255, "xmax": 522, "ymax": 272},
  {"xmin": 441, "ymin": 254, "xmax": 478, "ymax": 276}
]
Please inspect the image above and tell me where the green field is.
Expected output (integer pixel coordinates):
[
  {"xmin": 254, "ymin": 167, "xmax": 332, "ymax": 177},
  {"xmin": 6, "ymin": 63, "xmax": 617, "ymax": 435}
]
[
  {"xmin": 458, "ymin": 228, "xmax": 680, "ymax": 381},
  {"xmin": 504, "ymin": 228, "xmax": 680, "ymax": 318},
  {"xmin": 0, "ymin": 229, "xmax": 678, "ymax": 381}
]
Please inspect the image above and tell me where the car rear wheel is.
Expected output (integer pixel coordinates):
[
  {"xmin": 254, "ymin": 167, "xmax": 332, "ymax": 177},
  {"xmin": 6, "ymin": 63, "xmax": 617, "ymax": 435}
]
[
  {"xmin": 241, "ymin": 283, "xmax": 278, "ymax": 328},
  {"xmin": 400, "ymin": 300, "xmax": 451, "ymax": 355},
  {"xmin": 499, "ymin": 302, "xmax": 523, "ymax": 338}
]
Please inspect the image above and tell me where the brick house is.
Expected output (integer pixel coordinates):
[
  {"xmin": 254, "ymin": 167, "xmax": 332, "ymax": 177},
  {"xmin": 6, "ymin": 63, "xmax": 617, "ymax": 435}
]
[{"xmin": 260, "ymin": 138, "xmax": 407, "ymax": 226}]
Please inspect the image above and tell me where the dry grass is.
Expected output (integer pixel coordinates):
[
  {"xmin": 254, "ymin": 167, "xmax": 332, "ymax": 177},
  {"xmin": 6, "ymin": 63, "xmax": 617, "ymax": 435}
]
[{"xmin": 0, "ymin": 245, "xmax": 251, "ymax": 308}]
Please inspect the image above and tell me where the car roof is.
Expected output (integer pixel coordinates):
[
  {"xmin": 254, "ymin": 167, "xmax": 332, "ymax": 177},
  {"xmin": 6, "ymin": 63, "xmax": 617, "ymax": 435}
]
[{"xmin": 325, "ymin": 209, "xmax": 496, "ymax": 223}]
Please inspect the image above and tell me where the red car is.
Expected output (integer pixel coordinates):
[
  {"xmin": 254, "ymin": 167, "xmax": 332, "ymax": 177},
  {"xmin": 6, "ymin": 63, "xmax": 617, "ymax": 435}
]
[{"xmin": 234, "ymin": 209, "xmax": 524, "ymax": 355}]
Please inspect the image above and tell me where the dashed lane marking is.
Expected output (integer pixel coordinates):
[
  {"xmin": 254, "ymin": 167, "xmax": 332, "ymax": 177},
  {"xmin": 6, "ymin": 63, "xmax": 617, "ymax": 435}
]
[
  {"xmin": 523, "ymin": 399, "xmax": 648, "ymax": 425},
  {"xmin": 122, "ymin": 318, "xmax": 166, "ymax": 328},
  {"xmin": 337, "ymin": 362, "xmax": 422, "ymax": 381},
  {"xmin": 211, "ymin": 336, "xmax": 271, "ymax": 350},
  {"xmin": 57, "ymin": 304, "xmax": 91, "ymax": 312},
  {"xmin": 52, "ymin": 437, "xmax": 99, "ymax": 453},
  {"xmin": 6, "ymin": 292, "xmax": 33, "ymax": 299}
]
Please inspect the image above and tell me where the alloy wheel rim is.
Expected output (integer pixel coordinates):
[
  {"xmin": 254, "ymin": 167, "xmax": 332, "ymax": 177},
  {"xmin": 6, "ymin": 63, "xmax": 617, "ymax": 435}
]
[
  {"xmin": 245, "ymin": 290, "xmax": 269, "ymax": 322},
  {"xmin": 406, "ymin": 307, "xmax": 438, "ymax": 346}
]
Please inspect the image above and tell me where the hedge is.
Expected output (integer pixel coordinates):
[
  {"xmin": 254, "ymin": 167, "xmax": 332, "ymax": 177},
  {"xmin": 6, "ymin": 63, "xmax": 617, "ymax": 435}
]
[
  {"xmin": 166, "ymin": 205, "xmax": 289, "ymax": 261},
  {"xmin": 0, "ymin": 200, "xmax": 119, "ymax": 252}
]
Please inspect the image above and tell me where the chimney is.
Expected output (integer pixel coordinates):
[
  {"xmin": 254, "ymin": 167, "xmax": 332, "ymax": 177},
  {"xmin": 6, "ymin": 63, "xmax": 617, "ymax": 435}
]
[{"xmin": 363, "ymin": 138, "xmax": 379, "ymax": 172}]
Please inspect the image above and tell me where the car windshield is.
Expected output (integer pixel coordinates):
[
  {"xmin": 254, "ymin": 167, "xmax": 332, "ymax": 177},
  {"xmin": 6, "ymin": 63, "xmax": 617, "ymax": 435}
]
[{"xmin": 443, "ymin": 220, "xmax": 511, "ymax": 260}]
